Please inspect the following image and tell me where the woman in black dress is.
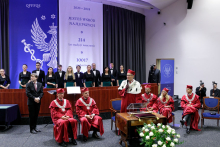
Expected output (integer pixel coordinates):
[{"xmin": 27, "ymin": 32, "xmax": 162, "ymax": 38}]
[
  {"xmin": 0, "ymin": 69, "xmax": 11, "ymax": 89},
  {"xmin": 64, "ymin": 66, "xmax": 76, "ymax": 88},
  {"xmin": 101, "ymin": 67, "xmax": 112, "ymax": 87},
  {"xmin": 117, "ymin": 65, "xmax": 127, "ymax": 86},
  {"xmin": 83, "ymin": 65, "xmax": 95, "ymax": 87},
  {"xmin": 19, "ymin": 64, "xmax": 31, "ymax": 89},
  {"xmin": 46, "ymin": 67, "xmax": 57, "ymax": 88}
]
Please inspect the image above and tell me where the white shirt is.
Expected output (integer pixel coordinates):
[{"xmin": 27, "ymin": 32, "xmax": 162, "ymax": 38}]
[
  {"xmin": 59, "ymin": 72, "xmax": 62, "ymax": 77},
  {"xmin": 78, "ymin": 73, "xmax": 80, "ymax": 78},
  {"xmin": 36, "ymin": 71, "xmax": 40, "ymax": 76},
  {"xmin": 110, "ymin": 69, "xmax": 113, "ymax": 75},
  {"xmin": 93, "ymin": 70, "xmax": 96, "ymax": 76}
]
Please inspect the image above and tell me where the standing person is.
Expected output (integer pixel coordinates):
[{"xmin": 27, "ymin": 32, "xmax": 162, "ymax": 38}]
[
  {"xmin": 49, "ymin": 88, "xmax": 77, "ymax": 146},
  {"xmin": 210, "ymin": 82, "xmax": 220, "ymax": 97},
  {"xmin": 157, "ymin": 88, "xmax": 174, "ymax": 123},
  {"xmin": 148, "ymin": 64, "xmax": 160, "ymax": 86},
  {"xmin": 55, "ymin": 65, "xmax": 66, "ymax": 88},
  {"xmin": 74, "ymin": 65, "xmax": 84, "ymax": 87},
  {"xmin": 196, "ymin": 81, "xmax": 206, "ymax": 105},
  {"xmin": 117, "ymin": 65, "xmax": 127, "ymax": 86},
  {"xmin": 109, "ymin": 63, "xmax": 117, "ymax": 86},
  {"xmin": 118, "ymin": 69, "xmax": 142, "ymax": 112},
  {"xmin": 91, "ymin": 63, "xmax": 101, "ymax": 87},
  {"xmin": 26, "ymin": 73, "xmax": 44, "ymax": 134},
  {"xmin": 75, "ymin": 88, "xmax": 104, "ymax": 142},
  {"xmin": 101, "ymin": 67, "xmax": 112, "ymax": 87},
  {"xmin": 83, "ymin": 65, "xmax": 95, "ymax": 87},
  {"xmin": 64, "ymin": 66, "xmax": 76, "ymax": 88},
  {"xmin": 32, "ymin": 62, "xmax": 45, "ymax": 87},
  {"xmin": 0, "ymin": 69, "xmax": 11, "ymax": 89},
  {"xmin": 18, "ymin": 64, "xmax": 31, "ymax": 89},
  {"xmin": 180, "ymin": 85, "xmax": 201, "ymax": 134},
  {"xmin": 141, "ymin": 85, "xmax": 158, "ymax": 113},
  {"xmin": 45, "ymin": 67, "xmax": 56, "ymax": 88}
]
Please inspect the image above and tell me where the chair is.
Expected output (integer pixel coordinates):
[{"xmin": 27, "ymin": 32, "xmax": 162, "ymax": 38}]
[
  {"xmin": 201, "ymin": 97, "xmax": 220, "ymax": 128},
  {"xmin": 110, "ymin": 98, "xmax": 121, "ymax": 135},
  {"xmin": 172, "ymin": 112, "xmax": 175, "ymax": 127}
]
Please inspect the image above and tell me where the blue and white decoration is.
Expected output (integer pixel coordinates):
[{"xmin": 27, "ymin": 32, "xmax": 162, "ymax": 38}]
[{"xmin": 9, "ymin": 0, "xmax": 58, "ymax": 88}]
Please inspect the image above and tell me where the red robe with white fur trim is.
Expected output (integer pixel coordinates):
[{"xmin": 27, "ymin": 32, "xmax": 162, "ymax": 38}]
[
  {"xmin": 75, "ymin": 97, "xmax": 104, "ymax": 137},
  {"xmin": 181, "ymin": 93, "xmax": 201, "ymax": 131},
  {"xmin": 142, "ymin": 93, "xmax": 158, "ymax": 112},
  {"xmin": 49, "ymin": 98, "xmax": 77, "ymax": 143}
]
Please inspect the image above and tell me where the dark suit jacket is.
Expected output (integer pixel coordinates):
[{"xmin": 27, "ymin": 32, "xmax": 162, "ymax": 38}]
[
  {"xmin": 210, "ymin": 89, "xmax": 220, "ymax": 97},
  {"xmin": 196, "ymin": 87, "xmax": 206, "ymax": 98},
  {"xmin": 55, "ymin": 71, "xmax": 66, "ymax": 88},
  {"xmin": 148, "ymin": 69, "xmax": 161, "ymax": 84},
  {"xmin": 74, "ymin": 72, "xmax": 84, "ymax": 87},
  {"xmin": 91, "ymin": 70, "xmax": 101, "ymax": 87},
  {"xmin": 26, "ymin": 82, "xmax": 44, "ymax": 105},
  {"xmin": 32, "ymin": 70, "xmax": 45, "ymax": 87}
]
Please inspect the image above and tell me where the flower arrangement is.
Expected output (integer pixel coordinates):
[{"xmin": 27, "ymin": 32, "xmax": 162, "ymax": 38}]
[{"xmin": 138, "ymin": 123, "xmax": 183, "ymax": 147}]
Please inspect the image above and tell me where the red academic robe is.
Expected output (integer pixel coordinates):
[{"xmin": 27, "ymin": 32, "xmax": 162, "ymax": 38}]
[
  {"xmin": 141, "ymin": 93, "xmax": 158, "ymax": 113},
  {"xmin": 157, "ymin": 96, "xmax": 174, "ymax": 123},
  {"xmin": 75, "ymin": 97, "xmax": 104, "ymax": 138},
  {"xmin": 49, "ymin": 98, "xmax": 77, "ymax": 143},
  {"xmin": 119, "ymin": 88, "xmax": 142, "ymax": 113},
  {"xmin": 181, "ymin": 93, "xmax": 201, "ymax": 131}
]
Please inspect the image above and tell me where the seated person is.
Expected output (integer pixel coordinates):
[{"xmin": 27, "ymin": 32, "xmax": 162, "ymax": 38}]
[
  {"xmin": 157, "ymin": 88, "xmax": 174, "ymax": 123},
  {"xmin": 210, "ymin": 82, "xmax": 220, "ymax": 97},
  {"xmin": 141, "ymin": 84, "xmax": 158, "ymax": 112},
  {"xmin": 180, "ymin": 85, "xmax": 201, "ymax": 134},
  {"xmin": 49, "ymin": 88, "xmax": 77, "ymax": 147},
  {"xmin": 75, "ymin": 88, "xmax": 104, "ymax": 142}
]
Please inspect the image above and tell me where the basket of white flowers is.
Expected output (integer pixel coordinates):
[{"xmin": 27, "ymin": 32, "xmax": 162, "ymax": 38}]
[{"xmin": 137, "ymin": 123, "xmax": 183, "ymax": 147}]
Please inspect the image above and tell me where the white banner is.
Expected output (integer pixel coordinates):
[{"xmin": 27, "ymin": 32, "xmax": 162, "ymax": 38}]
[{"xmin": 59, "ymin": 0, "xmax": 103, "ymax": 73}]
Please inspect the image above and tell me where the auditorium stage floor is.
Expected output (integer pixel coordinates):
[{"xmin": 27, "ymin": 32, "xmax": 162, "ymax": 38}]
[{"xmin": 1, "ymin": 110, "xmax": 220, "ymax": 147}]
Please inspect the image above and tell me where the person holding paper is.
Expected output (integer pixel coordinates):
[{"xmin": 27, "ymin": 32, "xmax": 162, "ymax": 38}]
[
  {"xmin": 180, "ymin": 85, "xmax": 201, "ymax": 134},
  {"xmin": 55, "ymin": 65, "xmax": 66, "ymax": 88},
  {"xmin": 49, "ymin": 88, "xmax": 77, "ymax": 146},
  {"xmin": 46, "ymin": 67, "xmax": 57, "ymax": 88},
  {"xmin": 210, "ymin": 82, "xmax": 220, "ymax": 97},
  {"xmin": 83, "ymin": 65, "xmax": 95, "ymax": 87},
  {"xmin": 141, "ymin": 84, "xmax": 158, "ymax": 112},
  {"xmin": 118, "ymin": 69, "xmax": 142, "ymax": 112},
  {"xmin": 75, "ymin": 88, "xmax": 104, "ymax": 142},
  {"xmin": 64, "ymin": 66, "xmax": 76, "ymax": 88},
  {"xmin": 0, "ymin": 69, "xmax": 11, "ymax": 89},
  {"xmin": 101, "ymin": 66, "xmax": 112, "ymax": 87},
  {"xmin": 157, "ymin": 88, "xmax": 174, "ymax": 123},
  {"xmin": 18, "ymin": 64, "xmax": 31, "ymax": 89},
  {"xmin": 74, "ymin": 65, "xmax": 84, "ymax": 87}
]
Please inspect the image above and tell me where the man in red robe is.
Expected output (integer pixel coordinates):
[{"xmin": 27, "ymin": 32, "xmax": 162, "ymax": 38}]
[
  {"xmin": 118, "ymin": 69, "xmax": 142, "ymax": 112},
  {"xmin": 180, "ymin": 85, "xmax": 201, "ymax": 134},
  {"xmin": 157, "ymin": 88, "xmax": 174, "ymax": 123},
  {"xmin": 49, "ymin": 88, "xmax": 77, "ymax": 147},
  {"xmin": 141, "ymin": 84, "xmax": 158, "ymax": 112},
  {"xmin": 75, "ymin": 88, "xmax": 104, "ymax": 142}
]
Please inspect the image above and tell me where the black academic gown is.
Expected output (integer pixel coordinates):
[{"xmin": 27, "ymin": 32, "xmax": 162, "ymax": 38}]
[
  {"xmin": 32, "ymin": 70, "xmax": 45, "ymax": 87},
  {"xmin": 210, "ymin": 89, "xmax": 220, "ymax": 97},
  {"xmin": 55, "ymin": 71, "xmax": 66, "ymax": 88},
  {"xmin": 74, "ymin": 72, "xmax": 84, "ymax": 87},
  {"xmin": 196, "ymin": 86, "xmax": 206, "ymax": 104}
]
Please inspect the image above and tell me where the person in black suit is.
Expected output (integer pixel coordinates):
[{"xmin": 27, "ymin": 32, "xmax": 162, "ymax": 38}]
[
  {"xmin": 210, "ymin": 82, "xmax": 220, "ymax": 97},
  {"xmin": 32, "ymin": 62, "xmax": 45, "ymax": 87},
  {"xmin": 55, "ymin": 65, "xmax": 66, "ymax": 88},
  {"xmin": 109, "ymin": 63, "xmax": 117, "ymax": 86},
  {"xmin": 91, "ymin": 63, "xmax": 101, "ymax": 87},
  {"xmin": 74, "ymin": 65, "xmax": 84, "ymax": 87},
  {"xmin": 196, "ymin": 81, "xmax": 206, "ymax": 105},
  {"xmin": 26, "ymin": 73, "xmax": 44, "ymax": 134}
]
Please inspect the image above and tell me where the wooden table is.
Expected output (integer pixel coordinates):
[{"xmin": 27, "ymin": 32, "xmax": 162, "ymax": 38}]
[{"xmin": 116, "ymin": 112, "xmax": 167, "ymax": 147}]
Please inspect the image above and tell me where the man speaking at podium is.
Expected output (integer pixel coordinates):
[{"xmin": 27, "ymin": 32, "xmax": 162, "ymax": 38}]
[{"xmin": 118, "ymin": 69, "xmax": 142, "ymax": 113}]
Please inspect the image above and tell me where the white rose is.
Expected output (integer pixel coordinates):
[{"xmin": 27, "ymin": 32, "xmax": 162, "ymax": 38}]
[
  {"xmin": 149, "ymin": 132, "xmax": 154, "ymax": 136},
  {"xmin": 167, "ymin": 129, "xmax": 171, "ymax": 134},
  {"xmin": 152, "ymin": 144, "xmax": 157, "ymax": 147},
  {"xmin": 166, "ymin": 137, "xmax": 171, "ymax": 141},
  {"xmin": 139, "ymin": 132, "xmax": 144, "ymax": 137},
  {"xmin": 145, "ymin": 129, "xmax": 149, "ymax": 132},
  {"xmin": 157, "ymin": 123, "xmax": 161, "ymax": 126},
  {"xmin": 162, "ymin": 145, "xmax": 166, "ymax": 147},
  {"xmin": 142, "ymin": 127, "xmax": 145, "ymax": 130},
  {"xmin": 146, "ymin": 136, "xmax": 150, "ymax": 140},
  {"xmin": 162, "ymin": 125, "xmax": 165, "ymax": 129},
  {"xmin": 170, "ymin": 142, "xmax": 175, "ymax": 147},
  {"xmin": 172, "ymin": 131, "xmax": 176, "ymax": 134},
  {"xmin": 166, "ymin": 125, "xmax": 171, "ymax": 129},
  {"xmin": 151, "ymin": 126, "xmax": 155, "ymax": 130},
  {"xmin": 148, "ymin": 124, "xmax": 151, "ymax": 127},
  {"xmin": 158, "ymin": 129, "xmax": 163, "ymax": 133},
  {"xmin": 176, "ymin": 134, "xmax": 180, "ymax": 138},
  {"xmin": 158, "ymin": 141, "xmax": 163, "ymax": 145},
  {"xmin": 174, "ymin": 138, "xmax": 178, "ymax": 143}
]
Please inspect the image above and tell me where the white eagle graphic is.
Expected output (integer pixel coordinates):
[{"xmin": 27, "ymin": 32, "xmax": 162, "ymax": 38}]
[{"xmin": 31, "ymin": 18, "xmax": 57, "ymax": 69}]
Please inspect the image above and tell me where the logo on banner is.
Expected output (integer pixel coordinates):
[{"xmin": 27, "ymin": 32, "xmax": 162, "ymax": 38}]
[
  {"xmin": 21, "ymin": 16, "xmax": 57, "ymax": 69},
  {"xmin": 162, "ymin": 64, "xmax": 173, "ymax": 78}
]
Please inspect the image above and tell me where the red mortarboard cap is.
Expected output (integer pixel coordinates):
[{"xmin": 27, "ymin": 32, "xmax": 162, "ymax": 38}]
[
  {"xmin": 127, "ymin": 69, "xmax": 135, "ymax": 75},
  {"xmin": 187, "ymin": 85, "xmax": 193, "ymax": 89},
  {"xmin": 56, "ymin": 88, "xmax": 65, "ymax": 94},
  {"xmin": 81, "ymin": 88, "xmax": 89, "ymax": 93},
  {"xmin": 145, "ymin": 84, "xmax": 151, "ymax": 89},
  {"xmin": 163, "ymin": 88, "xmax": 169, "ymax": 93}
]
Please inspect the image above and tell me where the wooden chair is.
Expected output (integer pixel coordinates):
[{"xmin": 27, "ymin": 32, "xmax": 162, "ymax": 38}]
[
  {"xmin": 201, "ymin": 97, "xmax": 220, "ymax": 128},
  {"xmin": 171, "ymin": 112, "xmax": 175, "ymax": 127},
  {"xmin": 110, "ymin": 98, "xmax": 121, "ymax": 135}
]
